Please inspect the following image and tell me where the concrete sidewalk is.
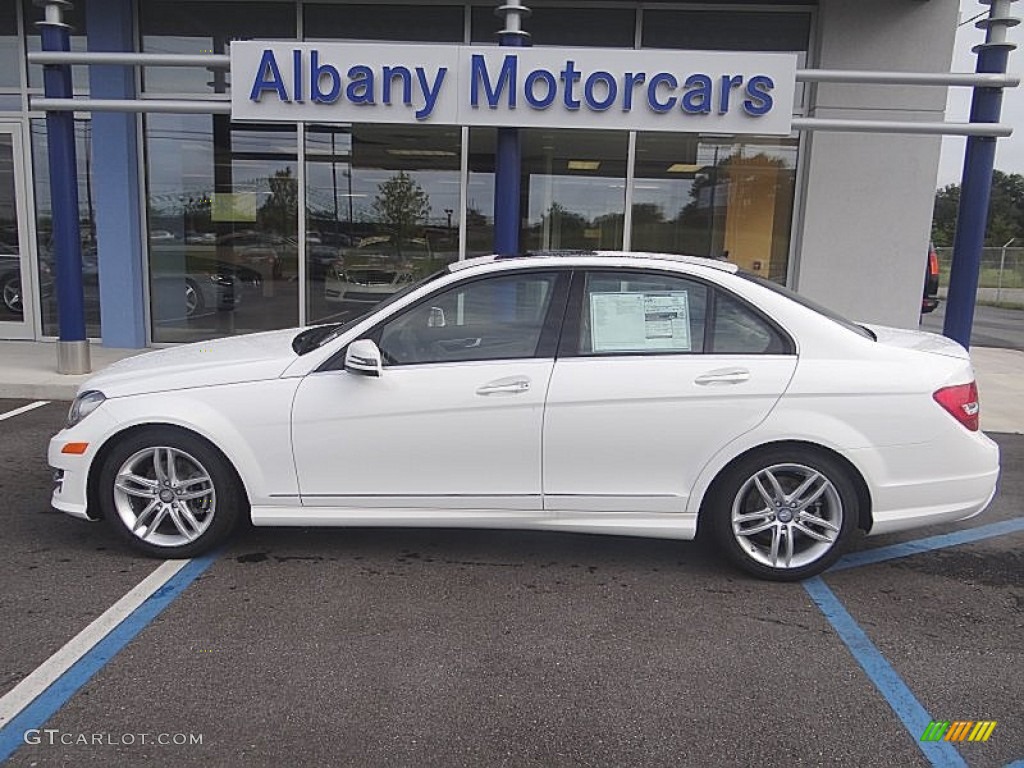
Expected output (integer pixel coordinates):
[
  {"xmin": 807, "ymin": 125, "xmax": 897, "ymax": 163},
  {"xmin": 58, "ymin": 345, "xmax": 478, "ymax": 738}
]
[{"xmin": 1, "ymin": 339, "xmax": 1022, "ymax": 433}]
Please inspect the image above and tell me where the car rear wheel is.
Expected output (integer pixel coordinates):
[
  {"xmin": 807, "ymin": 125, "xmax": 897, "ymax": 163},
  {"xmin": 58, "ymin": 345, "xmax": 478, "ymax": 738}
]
[
  {"xmin": 98, "ymin": 427, "xmax": 245, "ymax": 558},
  {"xmin": 709, "ymin": 447, "xmax": 857, "ymax": 581}
]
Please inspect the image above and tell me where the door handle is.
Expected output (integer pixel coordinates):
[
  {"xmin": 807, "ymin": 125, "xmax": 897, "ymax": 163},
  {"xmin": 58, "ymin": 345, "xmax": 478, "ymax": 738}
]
[
  {"xmin": 694, "ymin": 367, "xmax": 750, "ymax": 386},
  {"xmin": 476, "ymin": 376, "xmax": 531, "ymax": 396}
]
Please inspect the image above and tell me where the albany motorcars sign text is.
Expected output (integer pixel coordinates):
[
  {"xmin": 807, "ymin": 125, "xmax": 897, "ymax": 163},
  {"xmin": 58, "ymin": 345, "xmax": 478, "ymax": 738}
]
[{"xmin": 231, "ymin": 42, "xmax": 796, "ymax": 135}]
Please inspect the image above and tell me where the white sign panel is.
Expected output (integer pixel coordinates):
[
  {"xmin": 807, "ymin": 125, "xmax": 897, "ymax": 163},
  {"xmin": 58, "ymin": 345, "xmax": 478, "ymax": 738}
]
[
  {"xmin": 590, "ymin": 291, "xmax": 692, "ymax": 353},
  {"xmin": 231, "ymin": 42, "xmax": 796, "ymax": 135}
]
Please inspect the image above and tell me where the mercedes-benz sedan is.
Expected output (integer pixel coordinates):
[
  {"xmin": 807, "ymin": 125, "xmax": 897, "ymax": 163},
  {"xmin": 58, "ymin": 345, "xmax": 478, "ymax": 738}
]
[{"xmin": 49, "ymin": 252, "xmax": 1000, "ymax": 581}]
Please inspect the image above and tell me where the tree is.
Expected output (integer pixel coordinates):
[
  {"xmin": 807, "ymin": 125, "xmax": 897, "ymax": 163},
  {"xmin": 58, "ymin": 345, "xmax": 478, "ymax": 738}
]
[
  {"xmin": 371, "ymin": 171, "xmax": 431, "ymax": 252},
  {"xmin": 932, "ymin": 170, "xmax": 1024, "ymax": 247},
  {"xmin": 257, "ymin": 167, "xmax": 298, "ymax": 236}
]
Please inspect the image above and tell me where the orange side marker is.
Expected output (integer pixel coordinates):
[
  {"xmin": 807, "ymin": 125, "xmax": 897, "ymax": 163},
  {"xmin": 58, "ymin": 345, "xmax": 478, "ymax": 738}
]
[{"xmin": 61, "ymin": 442, "xmax": 89, "ymax": 455}]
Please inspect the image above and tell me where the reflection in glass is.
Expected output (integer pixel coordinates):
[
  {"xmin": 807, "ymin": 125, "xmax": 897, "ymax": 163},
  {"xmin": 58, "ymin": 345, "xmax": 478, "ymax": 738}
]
[
  {"xmin": 145, "ymin": 115, "xmax": 298, "ymax": 342},
  {"xmin": 0, "ymin": 2, "xmax": 19, "ymax": 89},
  {"xmin": 631, "ymin": 133, "xmax": 798, "ymax": 281},
  {"xmin": 30, "ymin": 119, "xmax": 98, "ymax": 336},
  {"xmin": 469, "ymin": 129, "xmax": 628, "ymax": 255},
  {"xmin": 0, "ymin": 136, "xmax": 24, "ymax": 320},
  {"xmin": 305, "ymin": 125, "xmax": 461, "ymax": 325}
]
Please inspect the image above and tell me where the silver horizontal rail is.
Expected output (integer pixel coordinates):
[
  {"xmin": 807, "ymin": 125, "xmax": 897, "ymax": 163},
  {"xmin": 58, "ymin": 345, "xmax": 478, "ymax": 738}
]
[
  {"xmin": 31, "ymin": 97, "xmax": 231, "ymax": 113},
  {"xmin": 792, "ymin": 118, "xmax": 1013, "ymax": 137},
  {"xmin": 795, "ymin": 69, "xmax": 1020, "ymax": 87},
  {"xmin": 24, "ymin": 52, "xmax": 1023, "ymax": 90},
  {"xmin": 28, "ymin": 51, "xmax": 230, "ymax": 67}
]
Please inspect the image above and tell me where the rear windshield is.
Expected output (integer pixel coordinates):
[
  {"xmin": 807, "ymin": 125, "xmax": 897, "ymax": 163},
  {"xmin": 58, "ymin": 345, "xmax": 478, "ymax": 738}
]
[{"xmin": 740, "ymin": 273, "xmax": 875, "ymax": 340}]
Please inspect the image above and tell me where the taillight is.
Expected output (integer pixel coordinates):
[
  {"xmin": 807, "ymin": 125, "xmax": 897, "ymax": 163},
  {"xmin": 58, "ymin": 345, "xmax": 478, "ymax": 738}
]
[
  {"xmin": 928, "ymin": 249, "xmax": 940, "ymax": 277},
  {"xmin": 933, "ymin": 381, "xmax": 980, "ymax": 431}
]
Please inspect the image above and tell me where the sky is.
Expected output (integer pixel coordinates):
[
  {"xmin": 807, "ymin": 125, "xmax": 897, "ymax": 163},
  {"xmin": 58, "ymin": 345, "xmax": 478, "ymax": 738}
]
[{"xmin": 936, "ymin": 0, "xmax": 1024, "ymax": 187}]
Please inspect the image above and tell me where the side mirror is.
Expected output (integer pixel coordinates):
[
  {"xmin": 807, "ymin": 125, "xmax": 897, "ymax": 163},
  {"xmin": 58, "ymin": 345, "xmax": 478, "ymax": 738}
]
[{"xmin": 344, "ymin": 339, "xmax": 383, "ymax": 377}]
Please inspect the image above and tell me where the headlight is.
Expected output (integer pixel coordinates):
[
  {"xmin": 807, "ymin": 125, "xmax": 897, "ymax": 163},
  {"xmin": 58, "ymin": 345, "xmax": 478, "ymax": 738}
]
[{"xmin": 67, "ymin": 390, "xmax": 106, "ymax": 428}]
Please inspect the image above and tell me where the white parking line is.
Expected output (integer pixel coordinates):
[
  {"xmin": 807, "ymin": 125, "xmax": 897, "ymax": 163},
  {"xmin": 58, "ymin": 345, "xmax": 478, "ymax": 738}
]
[
  {"xmin": 0, "ymin": 401, "xmax": 50, "ymax": 422},
  {"xmin": 0, "ymin": 559, "xmax": 189, "ymax": 729}
]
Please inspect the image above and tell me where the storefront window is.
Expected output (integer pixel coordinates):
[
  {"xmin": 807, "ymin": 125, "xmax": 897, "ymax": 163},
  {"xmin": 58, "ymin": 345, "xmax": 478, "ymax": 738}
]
[
  {"xmin": 641, "ymin": 10, "xmax": 811, "ymax": 52},
  {"xmin": 631, "ymin": 133, "xmax": 798, "ymax": 282},
  {"xmin": 471, "ymin": 6, "xmax": 636, "ymax": 47},
  {"xmin": 145, "ymin": 114, "xmax": 299, "ymax": 342},
  {"xmin": 305, "ymin": 124, "xmax": 461, "ymax": 325},
  {"xmin": 30, "ymin": 118, "xmax": 99, "ymax": 337},
  {"xmin": 0, "ymin": 2, "xmax": 20, "ymax": 91},
  {"xmin": 304, "ymin": 4, "xmax": 464, "ymax": 43},
  {"xmin": 140, "ymin": 1, "xmax": 295, "ymax": 94}
]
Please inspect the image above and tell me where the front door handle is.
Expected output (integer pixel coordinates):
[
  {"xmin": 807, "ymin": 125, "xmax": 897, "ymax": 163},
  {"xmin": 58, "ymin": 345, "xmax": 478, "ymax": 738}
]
[
  {"xmin": 476, "ymin": 376, "xmax": 531, "ymax": 396},
  {"xmin": 695, "ymin": 367, "xmax": 750, "ymax": 386}
]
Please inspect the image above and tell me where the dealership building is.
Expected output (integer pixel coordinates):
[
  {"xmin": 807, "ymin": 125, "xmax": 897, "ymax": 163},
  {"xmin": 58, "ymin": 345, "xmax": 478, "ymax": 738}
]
[{"xmin": 0, "ymin": 0, "xmax": 990, "ymax": 348}]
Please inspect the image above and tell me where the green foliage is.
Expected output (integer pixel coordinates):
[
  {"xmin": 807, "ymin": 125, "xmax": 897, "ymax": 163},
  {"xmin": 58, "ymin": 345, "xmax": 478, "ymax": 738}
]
[
  {"xmin": 371, "ymin": 172, "xmax": 431, "ymax": 246},
  {"xmin": 932, "ymin": 170, "xmax": 1024, "ymax": 247}
]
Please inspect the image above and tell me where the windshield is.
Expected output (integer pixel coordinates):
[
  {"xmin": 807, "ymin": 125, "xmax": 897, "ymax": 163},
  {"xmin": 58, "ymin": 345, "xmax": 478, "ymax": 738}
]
[
  {"xmin": 740, "ymin": 272, "xmax": 875, "ymax": 340},
  {"xmin": 293, "ymin": 269, "xmax": 449, "ymax": 354}
]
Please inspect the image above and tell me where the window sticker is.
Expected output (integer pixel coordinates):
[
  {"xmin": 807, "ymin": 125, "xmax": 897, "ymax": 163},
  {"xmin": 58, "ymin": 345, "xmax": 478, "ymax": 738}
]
[{"xmin": 590, "ymin": 290, "xmax": 691, "ymax": 353}]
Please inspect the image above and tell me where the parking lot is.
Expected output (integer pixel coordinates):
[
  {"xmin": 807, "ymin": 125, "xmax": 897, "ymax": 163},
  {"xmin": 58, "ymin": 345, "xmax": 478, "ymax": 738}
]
[{"xmin": 0, "ymin": 397, "xmax": 1021, "ymax": 767}]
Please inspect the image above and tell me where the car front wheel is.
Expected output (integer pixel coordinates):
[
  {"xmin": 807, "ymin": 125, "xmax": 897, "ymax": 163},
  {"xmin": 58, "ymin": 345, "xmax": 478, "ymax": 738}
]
[
  {"xmin": 98, "ymin": 427, "xmax": 245, "ymax": 558},
  {"xmin": 710, "ymin": 447, "xmax": 858, "ymax": 581}
]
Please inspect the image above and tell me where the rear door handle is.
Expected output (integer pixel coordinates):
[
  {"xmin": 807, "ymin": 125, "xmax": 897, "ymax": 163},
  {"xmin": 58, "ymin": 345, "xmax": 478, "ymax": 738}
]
[
  {"xmin": 476, "ymin": 376, "xmax": 531, "ymax": 396},
  {"xmin": 695, "ymin": 367, "xmax": 750, "ymax": 386}
]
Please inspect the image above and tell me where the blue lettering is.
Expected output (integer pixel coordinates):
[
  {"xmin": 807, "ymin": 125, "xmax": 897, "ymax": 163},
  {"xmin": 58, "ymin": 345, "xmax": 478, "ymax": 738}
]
[
  {"xmin": 623, "ymin": 72, "xmax": 646, "ymax": 112},
  {"xmin": 292, "ymin": 50, "xmax": 303, "ymax": 102},
  {"xmin": 311, "ymin": 50, "xmax": 341, "ymax": 104},
  {"xmin": 471, "ymin": 54, "xmax": 517, "ymax": 108},
  {"xmin": 383, "ymin": 66, "xmax": 413, "ymax": 106},
  {"xmin": 743, "ymin": 75, "xmax": 775, "ymax": 116},
  {"xmin": 525, "ymin": 69, "xmax": 557, "ymax": 109},
  {"xmin": 584, "ymin": 71, "xmax": 617, "ymax": 111},
  {"xmin": 647, "ymin": 73, "xmax": 677, "ymax": 113},
  {"xmin": 560, "ymin": 60, "xmax": 581, "ymax": 110},
  {"xmin": 347, "ymin": 65, "xmax": 375, "ymax": 104},
  {"xmin": 681, "ymin": 74, "xmax": 712, "ymax": 114},
  {"xmin": 719, "ymin": 75, "xmax": 744, "ymax": 115},
  {"xmin": 415, "ymin": 67, "xmax": 447, "ymax": 120},
  {"xmin": 249, "ymin": 49, "xmax": 289, "ymax": 102}
]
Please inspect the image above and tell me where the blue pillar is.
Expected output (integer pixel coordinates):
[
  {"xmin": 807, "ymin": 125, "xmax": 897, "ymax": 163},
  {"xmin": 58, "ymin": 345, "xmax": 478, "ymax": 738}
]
[
  {"xmin": 87, "ymin": 0, "xmax": 146, "ymax": 348},
  {"xmin": 39, "ymin": 2, "xmax": 89, "ymax": 373},
  {"xmin": 493, "ymin": 2, "xmax": 530, "ymax": 257},
  {"xmin": 943, "ymin": 0, "xmax": 1018, "ymax": 349}
]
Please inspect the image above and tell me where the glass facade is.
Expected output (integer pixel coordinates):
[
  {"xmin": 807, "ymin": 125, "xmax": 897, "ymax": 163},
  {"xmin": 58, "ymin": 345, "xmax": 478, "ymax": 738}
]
[{"xmin": 5, "ymin": 1, "xmax": 814, "ymax": 343}]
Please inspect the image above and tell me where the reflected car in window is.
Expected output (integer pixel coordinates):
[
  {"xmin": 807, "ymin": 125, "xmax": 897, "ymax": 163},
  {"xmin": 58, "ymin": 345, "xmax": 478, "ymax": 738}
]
[{"xmin": 48, "ymin": 252, "xmax": 999, "ymax": 581}]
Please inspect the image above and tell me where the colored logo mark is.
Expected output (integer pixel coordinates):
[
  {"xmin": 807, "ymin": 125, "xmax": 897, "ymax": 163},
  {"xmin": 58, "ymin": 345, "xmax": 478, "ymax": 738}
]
[{"xmin": 920, "ymin": 721, "xmax": 997, "ymax": 742}]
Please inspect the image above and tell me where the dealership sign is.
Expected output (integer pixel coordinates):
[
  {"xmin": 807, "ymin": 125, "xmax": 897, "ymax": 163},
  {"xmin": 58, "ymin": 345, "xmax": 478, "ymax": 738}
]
[{"xmin": 231, "ymin": 42, "xmax": 797, "ymax": 135}]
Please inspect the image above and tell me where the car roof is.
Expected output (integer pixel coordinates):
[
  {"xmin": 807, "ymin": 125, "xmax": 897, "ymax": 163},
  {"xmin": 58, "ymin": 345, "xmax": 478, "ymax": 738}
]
[{"xmin": 448, "ymin": 251, "xmax": 739, "ymax": 274}]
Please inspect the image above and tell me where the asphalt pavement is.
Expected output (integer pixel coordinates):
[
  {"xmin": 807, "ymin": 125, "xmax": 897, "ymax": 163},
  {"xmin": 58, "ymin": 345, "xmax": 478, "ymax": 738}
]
[
  {"xmin": 921, "ymin": 303, "xmax": 1024, "ymax": 352},
  {"xmin": 0, "ymin": 399, "xmax": 1021, "ymax": 767}
]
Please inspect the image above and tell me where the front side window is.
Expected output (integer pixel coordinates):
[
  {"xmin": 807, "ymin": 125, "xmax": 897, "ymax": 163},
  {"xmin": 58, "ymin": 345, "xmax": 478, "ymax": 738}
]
[
  {"xmin": 378, "ymin": 271, "xmax": 561, "ymax": 365},
  {"xmin": 577, "ymin": 272, "xmax": 708, "ymax": 355}
]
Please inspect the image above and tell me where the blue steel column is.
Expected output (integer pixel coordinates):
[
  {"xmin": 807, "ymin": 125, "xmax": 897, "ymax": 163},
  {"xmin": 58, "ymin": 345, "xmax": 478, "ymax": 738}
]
[
  {"xmin": 87, "ymin": 0, "xmax": 146, "ymax": 348},
  {"xmin": 38, "ymin": 0, "xmax": 89, "ymax": 373},
  {"xmin": 943, "ymin": 0, "xmax": 1019, "ymax": 348},
  {"xmin": 493, "ymin": 2, "xmax": 530, "ymax": 256}
]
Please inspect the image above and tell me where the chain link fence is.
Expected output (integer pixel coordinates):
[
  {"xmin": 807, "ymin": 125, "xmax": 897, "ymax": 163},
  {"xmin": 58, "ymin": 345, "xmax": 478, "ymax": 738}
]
[{"xmin": 935, "ymin": 246, "xmax": 1024, "ymax": 305}]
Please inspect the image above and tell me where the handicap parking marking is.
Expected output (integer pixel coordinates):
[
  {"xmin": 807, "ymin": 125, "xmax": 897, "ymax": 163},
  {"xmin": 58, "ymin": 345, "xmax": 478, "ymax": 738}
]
[
  {"xmin": 0, "ymin": 552, "xmax": 220, "ymax": 764},
  {"xmin": 0, "ymin": 401, "xmax": 49, "ymax": 422},
  {"xmin": 804, "ymin": 577, "xmax": 968, "ymax": 768},
  {"xmin": 830, "ymin": 517, "xmax": 1024, "ymax": 572}
]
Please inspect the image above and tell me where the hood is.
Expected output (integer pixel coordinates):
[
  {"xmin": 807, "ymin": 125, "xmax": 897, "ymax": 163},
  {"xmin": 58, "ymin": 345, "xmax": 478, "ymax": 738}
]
[
  {"xmin": 80, "ymin": 328, "xmax": 301, "ymax": 398},
  {"xmin": 861, "ymin": 324, "xmax": 971, "ymax": 361}
]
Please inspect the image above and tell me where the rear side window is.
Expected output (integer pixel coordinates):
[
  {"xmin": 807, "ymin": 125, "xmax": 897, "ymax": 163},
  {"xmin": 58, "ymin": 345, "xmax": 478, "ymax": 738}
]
[{"xmin": 713, "ymin": 292, "xmax": 790, "ymax": 354}]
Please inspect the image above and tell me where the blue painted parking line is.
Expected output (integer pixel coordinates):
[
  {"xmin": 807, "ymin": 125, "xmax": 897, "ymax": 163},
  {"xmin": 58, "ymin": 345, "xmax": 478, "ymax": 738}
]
[
  {"xmin": 804, "ymin": 577, "xmax": 968, "ymax": 768},
  {"xmin": 0, "ymin": 552, "xmax": 220, "ymax": 764},
  {"xmin": 831, "ymin": 517, "xmax": 1024, "ymax": 572}
]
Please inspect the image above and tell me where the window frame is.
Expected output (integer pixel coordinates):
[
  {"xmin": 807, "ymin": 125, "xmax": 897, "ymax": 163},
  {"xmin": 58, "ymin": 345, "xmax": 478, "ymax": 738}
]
[{"xmin": 558, "ymin": 268, "xmax": 795, "ymax": 359}]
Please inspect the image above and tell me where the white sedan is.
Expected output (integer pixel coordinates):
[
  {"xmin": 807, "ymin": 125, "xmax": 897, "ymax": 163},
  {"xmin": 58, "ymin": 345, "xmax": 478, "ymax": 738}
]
[{"xmin": 49, "ymin": 252, "xmax": 1000, "ymax": 581}]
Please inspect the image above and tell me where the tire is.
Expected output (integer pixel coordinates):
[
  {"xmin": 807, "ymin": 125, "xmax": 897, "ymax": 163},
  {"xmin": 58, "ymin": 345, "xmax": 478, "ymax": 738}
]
[
  {"xmin": 97, "ymin": 427, "xmax": 246, "ymax": 558},
  {"xmin": 1, "ymin": 273, "xmax": 22, "ymax": 315},
  {"xmin": 184, "ymin": 278, "xmax": 204, "ymax": 318},
  {"xmin": 708, "ymin": 446, "xmax": 858, "ymax": 581}
]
